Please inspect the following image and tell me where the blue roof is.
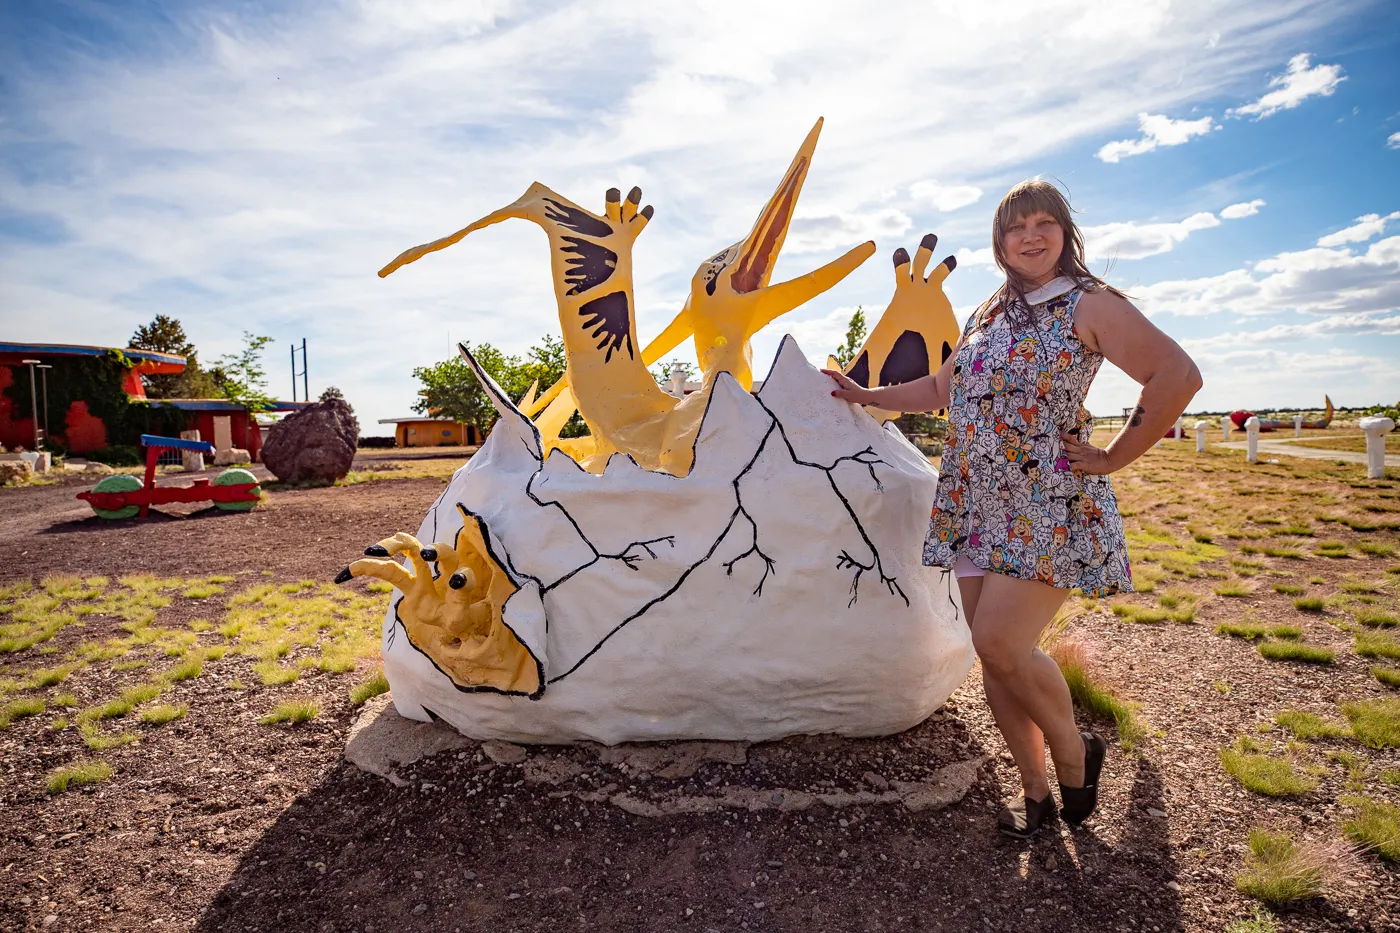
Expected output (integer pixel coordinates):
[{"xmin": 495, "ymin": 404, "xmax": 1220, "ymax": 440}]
[{"xmin": 0, "ymin": 342, "xmax": 185, "ymax": 367}]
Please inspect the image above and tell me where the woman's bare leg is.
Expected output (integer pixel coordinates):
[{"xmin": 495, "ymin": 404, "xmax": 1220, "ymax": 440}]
[
  {"xmin": 959, "ymin": 574, "xmax": 1052, "ymax": 798},
  {"xmin": 967, "ymin": 572, "xmax": 1085, "ymax": 792}
]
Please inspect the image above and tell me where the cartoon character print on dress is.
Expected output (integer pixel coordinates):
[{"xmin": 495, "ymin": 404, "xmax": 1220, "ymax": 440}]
[{"xmin": 923, "ymin": 277, "xmax": 1133, "ymax": 598}]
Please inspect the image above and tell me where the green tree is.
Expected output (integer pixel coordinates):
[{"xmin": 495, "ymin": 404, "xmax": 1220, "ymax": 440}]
[
  {"xmin": 209, "ymin": 332, "xmax": 274, "ymax": 413},
  {"xmin": 833, "ymin": 306, "xmax": 867, "ymax": 369},
  {"xmin": 127, "ymin": 315, "xmax": 221, "ymax": 398},
  {"xmin": 413, "ymin": 337, "xmax": 588, "ymax": 437}
]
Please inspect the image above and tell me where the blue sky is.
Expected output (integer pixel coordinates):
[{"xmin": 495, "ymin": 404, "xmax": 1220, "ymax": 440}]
[{"xmin": 2, "ymin": 0, "xmax": 1398, "ymax": 430}]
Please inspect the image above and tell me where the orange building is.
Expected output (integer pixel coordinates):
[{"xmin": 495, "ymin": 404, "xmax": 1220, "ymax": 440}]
[{"xmin": 378, "ymin": 417, "xmax": 481, "ymax": 447}]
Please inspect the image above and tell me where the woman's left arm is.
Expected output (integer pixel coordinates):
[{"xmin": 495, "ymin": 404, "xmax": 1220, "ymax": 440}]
[{"xmin": 1060, "ymin": 289, "xmax": 1203, "ymax": 475}]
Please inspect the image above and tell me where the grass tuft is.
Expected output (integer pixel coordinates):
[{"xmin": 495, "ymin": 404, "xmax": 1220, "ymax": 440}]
[
  {"xmin": 1272, "ymin": 583, "xmax": 1304, "ymax": 596},
  {"xmin": 1257, "ymin": 641, "xmax": 1334, "ymax": 664},
  {"xmin": 1214, "ymin": 581, "xmax": 1252, "ymax": 598},
  {"xmin": 1235, "ymin": 828, "xmax": 1341, "ymax": 905},
  {"xmin": 46, "ymin": 759, "xmax": 111, "ymax": 794},
  {"xmin": 1373, "ymin": 666, "xmax": 1400, "ymax": 688},
  {"xmin": 1219, "ymin": 738, "xmax": 1317, "ymax": 796},
  {"xmin": 1356, "ymin": 609, "xmax": 1399, "ymax": 629},
  {"xmin": 138, "ymin": 703, "xmax": 187, "ymax": 725},
  {"xmin": 1355, "ymin": 631, "xmax": 1400, "ymax": 660},
  {"xmin": 1341, "ymin": 796, "xmax": 1400, "ymax": 863},
  {"xmin": 1341, "ymin": 698, "xmax": 1400, "ymax": 749},
  {"xmin": 1048, "ymin": 638, "xmax": 1147, "ymax": 751},
  {"xmin": 1223, "ymin": 905, "xmax": 1280, "ymax": 933},
  {"xmin": 0, "ymin": 696, "xmax": 45, "ymax": 728},
  {"xmin": 1274, "ymin": 710, "xmax": 1349, "ymax": 740},
  {"xmin": 1218, "ymin": 622, "xmax": 1268, "ymax": 640},
  {"xmin": 1293, "ymin": 597, "xmax": 1326, "ymax": 613},
  {"xmin": 260, "ymin": 700, "xmax": 320, "ymax": 725},
  {"xmin": 349, "ymin": 668, "xmax": 390, "ymax": 706}
]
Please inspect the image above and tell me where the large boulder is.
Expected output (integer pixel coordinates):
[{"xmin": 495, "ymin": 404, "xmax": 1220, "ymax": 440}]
[{"xmin": 262, "ymin": 398, "xmax": 358, "ymax": 485}]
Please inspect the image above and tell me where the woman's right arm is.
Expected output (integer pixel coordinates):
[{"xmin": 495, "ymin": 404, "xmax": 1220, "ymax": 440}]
[{"xmin": 822, "ymin": 334, "xmax": 962, "ymax": 413}]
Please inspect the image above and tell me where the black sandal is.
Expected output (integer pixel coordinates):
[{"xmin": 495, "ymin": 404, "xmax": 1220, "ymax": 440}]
[
  {"xmin": 1060, "ymin": 731, "xmax": 1107, "ymax": 824},
  {"xmin": 997, "ymin": 793, "xmax": 1058, "ymax": 839}
]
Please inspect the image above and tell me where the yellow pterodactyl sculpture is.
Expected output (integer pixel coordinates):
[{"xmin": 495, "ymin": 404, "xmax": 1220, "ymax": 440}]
[
  {"xmin": 840, "ymin": 234, "xmax": 961, "ymax": 422},
  {"xmin": 379, "ymin": 118, "xmax": 873, "ymax": 476}
]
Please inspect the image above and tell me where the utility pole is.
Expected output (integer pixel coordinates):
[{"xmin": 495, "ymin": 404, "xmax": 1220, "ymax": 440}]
[
  {"xmin": 20, "ymin": 359, "xmax": 41, "ymax": 449},
  {"xmin": 290, "ymin": 339, "xmax": 309, "ymax": 402}
]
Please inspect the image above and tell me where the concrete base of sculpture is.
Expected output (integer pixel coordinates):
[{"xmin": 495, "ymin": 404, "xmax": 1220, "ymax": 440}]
[
  {"xmin": 377, "ymin": 336, "xmax": 973, "ymax": 745},
  {"xmin": 345, "ymin": 694, "xmax": 985, "ymax": 813}
]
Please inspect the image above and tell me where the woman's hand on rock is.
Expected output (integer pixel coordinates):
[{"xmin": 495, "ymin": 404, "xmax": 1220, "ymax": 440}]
[{"xmin": 822, "ymin": 369, "xmax": 870, "ymax": 405}]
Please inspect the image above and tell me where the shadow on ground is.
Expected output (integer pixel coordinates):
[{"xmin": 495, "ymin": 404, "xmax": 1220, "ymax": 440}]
[{"xmin": 193, "ymin": 713, "xmax": 1182, "ymax": 933}]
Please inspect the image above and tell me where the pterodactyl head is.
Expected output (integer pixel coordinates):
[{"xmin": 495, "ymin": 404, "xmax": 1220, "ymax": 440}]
[{"xmin": 690, "ymin": 117, "xmax": 824, "ymax": 304}]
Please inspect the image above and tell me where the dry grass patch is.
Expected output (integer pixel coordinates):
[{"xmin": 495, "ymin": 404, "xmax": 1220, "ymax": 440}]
[
  {"xmin": 1355, "ymin": 609, "xmax": 1398, "ymax": 628},
  {"xmin": 1215, "ymin": 580, "xmax": 1252, "ymax": 598},
  {"xmin": 0, "ymin": 696, "xmax": 44, "ymax": 728},
  {"xmin": 1374, "ymin": 666, "xmax": 1400, "ymax": 688},
  {"xmin": 1274, "ymin": 710, "xmax": 1350, "ymax": 740},
  {"xmin": 1273, "ymin": 583, "xmax": 1305, "ymax": 596},
  {"xmin": 1235, "ymin": 828, "xmax": 1343, "ymax": 905},
  {"xmin": 138, "ymin": 703, "xmax": 187, "ymax": 725},
  {"xmin": 1355, "ymin": 631, "xmax": 1400, "ymax": 660},
  {"xmin": 1256, "ymin": 641, "xmax": 1334, "ymax": 664},
  {"xmin": 1047, "ymin": 638, "xmax": 1147, "ymax": 751},
  {"xmin": 260, "ymin": 700, "xmax": 320, "ymax": 725},
  {"xmin": 46, "ymin": 759, "xmax": 111, "ymax": 794},
  {"xmin": 1219, "ymin": 738, "xmax": 1317, "ymax": 796},
  {"xmin": 350, "ymin": 668, "xmax": 389, "ymax": 706},
  {"xmin": 1342, "ymin": 796, "xmax": 1400, "ymax": 863}
]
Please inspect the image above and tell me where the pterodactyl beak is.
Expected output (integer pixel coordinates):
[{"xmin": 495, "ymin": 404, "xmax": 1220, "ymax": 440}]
[{"xmin": 725, "ymin": 116, "xmax": 824, "ymax": 294}]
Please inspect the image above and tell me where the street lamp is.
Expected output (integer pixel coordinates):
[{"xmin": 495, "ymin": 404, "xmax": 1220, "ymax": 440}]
[
  {"xmin": 36, "ymin": 364, "xmax": 52, "ymax": 446},
  {"xmin": 20, "ymin": 360, "xmax": 42, "ymax": 450}
]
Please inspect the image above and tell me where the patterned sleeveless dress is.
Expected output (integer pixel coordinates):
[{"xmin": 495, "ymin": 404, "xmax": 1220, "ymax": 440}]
[{"xmin": 922, "ymin": 276, "xmax": 1133, "ymax": 597}]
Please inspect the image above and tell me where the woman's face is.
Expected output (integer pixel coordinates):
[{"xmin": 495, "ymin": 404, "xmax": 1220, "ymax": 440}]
[{"xmin": 1001, "ymin": 210, "xmax": 1063, "ymax": 287}]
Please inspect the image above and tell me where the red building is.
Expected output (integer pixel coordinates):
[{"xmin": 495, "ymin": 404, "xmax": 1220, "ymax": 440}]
[{"xmin": 0, "ymin": 342, "xmax": 305, "ymax": 460}]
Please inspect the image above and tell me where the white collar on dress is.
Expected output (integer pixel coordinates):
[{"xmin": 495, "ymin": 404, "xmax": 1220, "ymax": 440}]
[{"xmin": 1022, "ymin": 276, "xmax": 1077, "ymax": 306}]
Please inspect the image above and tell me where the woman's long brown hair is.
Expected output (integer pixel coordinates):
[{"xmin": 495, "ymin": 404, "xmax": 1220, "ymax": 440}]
[{"xmin": 975, "ymin": 179, "xmax": 1123, "ymax": 330}]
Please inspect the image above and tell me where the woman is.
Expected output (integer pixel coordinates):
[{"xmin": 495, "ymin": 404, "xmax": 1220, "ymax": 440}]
[{"xmin": 824, "ymin": 179, "xmax": 1201, "ymax": 838}]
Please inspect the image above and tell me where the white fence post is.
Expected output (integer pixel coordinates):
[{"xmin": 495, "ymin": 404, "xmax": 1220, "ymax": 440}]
[
  {"xmin": 1222, "ymin": 419, "xmax": 1230, "ymax": 441},
  {"xmin": 1195, "ymin": 420, "xmax": 1208, "ymax": 453},
  {"xmin": 1359, "ymin": 416, "xmax": 1394, "ymax": 480},
  {"xmin": 1293, "ymin": 415, "xmax": 1303, "ymax": 437},
  {"xmin": 1245, "ymin": 416, "xmax": 1260, "ymax": 464}
]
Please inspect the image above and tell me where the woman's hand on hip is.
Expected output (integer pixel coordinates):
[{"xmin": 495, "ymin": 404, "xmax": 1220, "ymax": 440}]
[
  {"xmin": 1060, "ymin": 432, "xmax": 1115, "ymax": 474},
  {"xmin": 823, "ymin": 369, "xmax": 871, "ymax": 404}
]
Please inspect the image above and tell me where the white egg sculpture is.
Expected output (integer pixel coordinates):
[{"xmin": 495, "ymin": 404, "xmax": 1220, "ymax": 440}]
[
  {"xmin": 365, "ymin": 337, "xmax": 971, "ymax": 744},
  {"xmin": 347, "ymin": 117, "xmax": 974, "ymax": 744}
]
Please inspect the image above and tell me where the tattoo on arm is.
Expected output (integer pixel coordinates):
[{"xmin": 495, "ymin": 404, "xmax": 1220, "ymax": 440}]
[{"xmin": 1130, "ymin": 405, "xmax": 1145, "ymax": 427}]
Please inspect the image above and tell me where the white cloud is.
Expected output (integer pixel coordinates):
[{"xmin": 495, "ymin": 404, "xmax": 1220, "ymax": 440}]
[
  {"xmin": 908, "ymin": 180, "xmax": 983, "ymax": 212},
  {"xmin": 1389, "ymin": 132, "xmax": 1400, "ymax": 150},
  {"xmin": 1181, "ymin": 312, "xmax": 1400, "ymax": 346},
  {"xmin": 785, "ymin": 207, "xmax": 911, "ymax": 254},
  {"xmin": 1316, "ymin": 212, "xmax": 1400, "ymax": 247},
  {"xmin": 1228, "ymin": 52, "xmax": 1345, "ymax": 120},
  {"xmin": 780, "ymin": 305, "xmax": 863, "ymax": 368},
  {"xmin": 1220, "ymin": 199, "xmax": 1266, "ymax": 219},
  {"xmin": 1133, "ymin": 234, "xmax": 1400, "ymax": 318},
  {"xmin": 955, "ymin": 246, "xmax": 997, "ymax": 268},
  {"xmin": 1096, "ymin": 112, "xmax": 1216, "ymax": 163},
  {"xmin": 0, "ymin": 0, "xmax": 1371, "ymax": 427},
  {"xmin": 1083, "ymin": 211, "xmax": 1220, "ymax": 260}
]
